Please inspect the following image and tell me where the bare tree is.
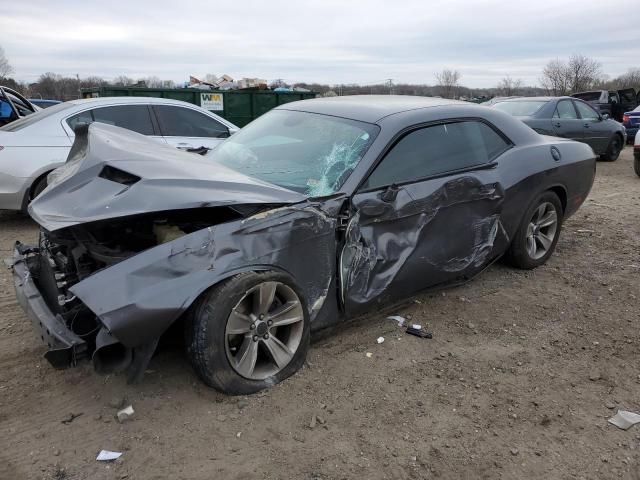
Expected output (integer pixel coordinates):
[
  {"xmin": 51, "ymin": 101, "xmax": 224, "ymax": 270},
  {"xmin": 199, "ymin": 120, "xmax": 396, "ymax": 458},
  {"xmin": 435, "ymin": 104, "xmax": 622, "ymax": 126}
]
[
  {"xmin": 541, "ymin": 55, "xmax": 602, "ymax": 95},
  {"xmin": 0, "ymin": 46, "xmax": 14, "ymax": 78},
  {"xmin": 112, "ymin": 75, "xmax": 135, "ymax": 86},
  {"xmin": 435, "ymin": 69, "xmax": 461, "ymax": 99},
  {"xmin": 567, "ymin": 54, "xmax": 601, "ymax": 93},
  {"xmin": 616, "ymin": 68, "xmax": 640, "ymax": 88},
  {"xmin": 541, "ymin": 59, "xmax": 570, "ymax": 96},
  {"xmin": 497, "ymin": 76, "xmax": 523, "ymax": 96}
]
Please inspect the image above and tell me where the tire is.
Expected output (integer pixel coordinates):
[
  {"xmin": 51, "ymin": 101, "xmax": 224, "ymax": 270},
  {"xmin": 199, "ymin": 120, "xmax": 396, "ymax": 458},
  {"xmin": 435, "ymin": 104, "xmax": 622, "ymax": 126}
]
[
  {"xmin": 634, "ymin": 156, "xmax": 640, "ymax": 177},
  {"xmin": 185, "ymin": 271, "xmax": 310, "ymax": 395},
  {"xmin": 505, "ymin": 191, "xmax": 563, "ymax": 270},
  {"xmin": 30, "ymin": 175, "xmax": 49, "ymax": 202},
  {"xmin": 600, "ymin": 134, "xmax": 623, "ymax": 162}
]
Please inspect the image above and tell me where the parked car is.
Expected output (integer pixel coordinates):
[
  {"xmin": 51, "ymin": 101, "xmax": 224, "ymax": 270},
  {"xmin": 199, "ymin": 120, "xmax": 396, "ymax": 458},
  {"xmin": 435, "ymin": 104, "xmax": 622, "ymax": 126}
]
[
  {"xmin": 29, "ymin": 99, "xmax": 62, "ymax": 109},
  {"xmin": 0, "ymin": 86, "xmax": 39, "ymax": 126},
  {"xmin": 623, "ymin": 105, "xmax": 640, "ymax": 143},
  {"xmin": 480, "ymin": 96, "xmax": 521, "ymax": 106},
  {"xmin": 571, "ymin": 89, "xmax": 639, "ymax": 122},
  {"xmin": 0, "ymin": 97, "xmax": 239, "ymax": 211},
  {"xmin": 634, "ymin": 129, "xmax": 640, "ymax": 177},
  {"xmin": 10, "ymin": 96, "xmax": 596, "ymax": 394},
  {"xmin": 492, "ymin": 96, "xmax": 626, "ymax": 161}
]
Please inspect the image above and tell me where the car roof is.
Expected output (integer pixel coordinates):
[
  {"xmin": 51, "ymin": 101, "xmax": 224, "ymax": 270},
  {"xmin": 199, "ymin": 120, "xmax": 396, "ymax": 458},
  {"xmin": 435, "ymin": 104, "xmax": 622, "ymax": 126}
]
[
  {"xmin": 65, "ymin": 96, "xmax": 202, "ymax": 107},
  {"xmin": 277, "ymin": 95, "xmax": 467, "ymax": 123},
  {"xmin": 496, "ymin": 96, "xmax": 567, "ymax": 103}
]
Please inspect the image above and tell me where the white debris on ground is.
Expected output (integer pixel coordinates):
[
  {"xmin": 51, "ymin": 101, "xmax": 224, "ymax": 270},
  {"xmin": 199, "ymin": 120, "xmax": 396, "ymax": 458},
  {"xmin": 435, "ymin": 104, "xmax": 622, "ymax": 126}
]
[
  {"xmin": 608, "ymin": 410, "xmax": 640, "ymax": 430},
  {"xmin": 96, "ymin": 450, "xmax": 122, "ymax": 461}
]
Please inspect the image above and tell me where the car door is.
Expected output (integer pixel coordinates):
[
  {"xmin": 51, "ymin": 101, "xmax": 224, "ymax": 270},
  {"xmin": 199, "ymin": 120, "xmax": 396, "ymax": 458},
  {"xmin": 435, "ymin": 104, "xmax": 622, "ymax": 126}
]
[
  {"xmin": 574, "ymin": 99, "xmax": 610, "ymax": 154},
  {"xmin": 152, "ymin": 105, "xmax": 232, "ymax": 154},
  {"xmin": 339, "ymin": 120, "xmax": 511, "ymax": 314},
  {"xmin": 64, "ymin": 104, "xmax": 165, "ymax": 145},
  {"xmin": 551, "ymin": 100, "xmax": 584, "ymax": 141}
]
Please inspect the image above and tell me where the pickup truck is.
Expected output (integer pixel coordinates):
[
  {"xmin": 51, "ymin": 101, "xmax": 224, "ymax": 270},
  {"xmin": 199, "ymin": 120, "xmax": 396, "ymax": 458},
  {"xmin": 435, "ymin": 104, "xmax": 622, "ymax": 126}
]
[
  {"xmin": 0, "ymin": 86, "xmax": 40, "ymax": 126},
  {"xmin": 571, "ymin": 88, "xmax": 639, "ymax": 123}
]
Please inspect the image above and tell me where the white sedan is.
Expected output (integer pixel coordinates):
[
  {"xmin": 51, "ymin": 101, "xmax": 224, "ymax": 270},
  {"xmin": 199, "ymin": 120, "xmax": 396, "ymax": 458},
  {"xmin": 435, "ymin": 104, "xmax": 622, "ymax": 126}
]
[{"xmin": 0, "ymin": 97, "xmax": 239, "ymax": 212}]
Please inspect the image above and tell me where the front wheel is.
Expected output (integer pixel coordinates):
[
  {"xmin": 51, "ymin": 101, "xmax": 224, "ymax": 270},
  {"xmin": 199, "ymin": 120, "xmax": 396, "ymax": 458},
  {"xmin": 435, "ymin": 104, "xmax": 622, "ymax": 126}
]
[
  {"xmin": 185, "ymin": 271, "xmax": 310, "ymax": 395},
  {"xmin": 505, "ymin": 191, "xmax": 563, "ymax": 269}
]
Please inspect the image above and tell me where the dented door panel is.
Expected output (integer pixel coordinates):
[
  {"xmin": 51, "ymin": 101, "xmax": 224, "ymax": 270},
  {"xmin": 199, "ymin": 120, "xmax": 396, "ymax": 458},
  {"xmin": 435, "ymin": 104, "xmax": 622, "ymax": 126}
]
[{"xmin": 341, "ymin": 174, "xmax": 508, "ymax": 314}]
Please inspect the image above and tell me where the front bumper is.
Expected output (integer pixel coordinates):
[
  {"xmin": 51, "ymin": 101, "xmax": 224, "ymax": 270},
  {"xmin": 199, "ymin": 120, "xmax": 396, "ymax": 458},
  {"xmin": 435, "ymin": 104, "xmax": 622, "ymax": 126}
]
[{"xmin": 10, "ymin": 243, "xmax": 87, "ymax": 368}]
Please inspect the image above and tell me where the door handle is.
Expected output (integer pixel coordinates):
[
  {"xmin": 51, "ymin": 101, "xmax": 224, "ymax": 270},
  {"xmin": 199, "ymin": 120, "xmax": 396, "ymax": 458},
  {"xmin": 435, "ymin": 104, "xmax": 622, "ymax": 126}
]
[
  {"xmin": 553, "ymin": 122, "xmax": 561, "ymax": 128},
  {"xmin": 583, "ymin": 123, "xmax": 590, "ymax": 128}
]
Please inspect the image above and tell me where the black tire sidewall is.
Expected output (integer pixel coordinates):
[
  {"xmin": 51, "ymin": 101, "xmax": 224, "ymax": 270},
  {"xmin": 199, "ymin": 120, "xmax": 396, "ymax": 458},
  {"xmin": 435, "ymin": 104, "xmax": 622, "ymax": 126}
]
[
  {"xmin": 186, "ymin": 271, "xmax": 310, "ymax": 395},
  {"xmin": 634, "ymin": 157, "xmax": 640, "ymax": 177},
  {"xmin": 601, "ymin": 135, "xmax": 622, "ymax": 162},
  {"xmin": 507, "ymin": 191, "xmax": 563, "ymax": 269}
]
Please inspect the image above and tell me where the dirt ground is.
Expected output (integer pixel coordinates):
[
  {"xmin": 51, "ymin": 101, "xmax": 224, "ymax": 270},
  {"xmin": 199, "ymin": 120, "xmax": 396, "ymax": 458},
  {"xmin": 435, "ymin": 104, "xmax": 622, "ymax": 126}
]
[{"xmin": 1, "ymin": 147, "xmax": 638, "ymax": 480}]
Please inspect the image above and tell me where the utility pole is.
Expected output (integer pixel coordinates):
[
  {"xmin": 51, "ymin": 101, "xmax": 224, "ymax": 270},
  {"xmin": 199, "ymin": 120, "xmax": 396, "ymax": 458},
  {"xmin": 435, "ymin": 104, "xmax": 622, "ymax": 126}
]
[{"xmin": 385, "ymin": 78, "xmax": 394, "ymax": 95}]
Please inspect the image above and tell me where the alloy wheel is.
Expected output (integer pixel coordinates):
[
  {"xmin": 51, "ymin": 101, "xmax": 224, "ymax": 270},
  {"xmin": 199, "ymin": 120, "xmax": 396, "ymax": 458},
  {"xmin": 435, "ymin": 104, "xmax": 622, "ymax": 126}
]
[
  {"xmin": 224, "ymin": 281, "xmax": 304, "ymax": 380},
  {"xmin": 525, "ymin": 202, "xmax": 558, "ymax": 260}
]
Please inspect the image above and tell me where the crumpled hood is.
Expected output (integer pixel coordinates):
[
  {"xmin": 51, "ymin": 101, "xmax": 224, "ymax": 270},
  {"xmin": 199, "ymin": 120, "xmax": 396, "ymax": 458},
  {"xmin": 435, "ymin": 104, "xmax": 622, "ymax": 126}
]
[{"xmin": 29, "ymin": 123, "xmax": 305, "ymax": 231}]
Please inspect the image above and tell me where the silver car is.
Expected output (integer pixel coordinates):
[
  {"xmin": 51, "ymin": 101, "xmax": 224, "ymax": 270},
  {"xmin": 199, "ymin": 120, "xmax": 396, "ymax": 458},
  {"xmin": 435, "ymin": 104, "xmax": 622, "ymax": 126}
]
[{"xmin": 0, "ymin": 97, "xmax": 238, "ymax": 211}]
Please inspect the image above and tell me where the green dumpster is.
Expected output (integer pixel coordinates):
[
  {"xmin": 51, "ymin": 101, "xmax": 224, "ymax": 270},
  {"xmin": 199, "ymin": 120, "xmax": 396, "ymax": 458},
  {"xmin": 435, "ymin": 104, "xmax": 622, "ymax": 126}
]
[{"xmin": 80, "ymin": 87, "xmax": 317, "ymax": 127}]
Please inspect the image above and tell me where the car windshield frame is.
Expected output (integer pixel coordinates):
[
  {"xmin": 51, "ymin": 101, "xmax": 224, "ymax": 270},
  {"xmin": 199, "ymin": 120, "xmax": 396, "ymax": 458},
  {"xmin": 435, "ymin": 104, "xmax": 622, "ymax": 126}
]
[
  {"xmin": 0, "ymin": 102, "xmax": 75, "ymax": 132},
  {"xmin": 209, "ymin": 109, "xmax": 380, "ymax": 197},
  {"xmin": 493, "ymin": 100, "xmax": 549, "ymax": 117}
]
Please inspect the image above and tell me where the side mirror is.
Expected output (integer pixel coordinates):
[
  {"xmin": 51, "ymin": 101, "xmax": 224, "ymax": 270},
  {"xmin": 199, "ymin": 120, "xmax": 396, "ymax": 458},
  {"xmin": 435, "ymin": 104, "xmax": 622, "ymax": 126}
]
[
  {"xmin": 601, "ymin": 113, "xmax": 609, "ymax": 121},
  {"xmin": 228, "ymin": 127, "xmax": 239, "ymax": 136},
  {"xmin": 380, "ymin": 184, "xmax": 399, "ymax": 202}
]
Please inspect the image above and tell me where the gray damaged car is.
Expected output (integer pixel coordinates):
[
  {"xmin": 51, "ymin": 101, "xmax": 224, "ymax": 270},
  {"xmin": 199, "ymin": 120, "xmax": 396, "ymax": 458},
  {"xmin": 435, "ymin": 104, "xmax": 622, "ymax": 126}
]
[{"xmin": 10, "ymin": 96, "xmax": 597, "ymax": 394}]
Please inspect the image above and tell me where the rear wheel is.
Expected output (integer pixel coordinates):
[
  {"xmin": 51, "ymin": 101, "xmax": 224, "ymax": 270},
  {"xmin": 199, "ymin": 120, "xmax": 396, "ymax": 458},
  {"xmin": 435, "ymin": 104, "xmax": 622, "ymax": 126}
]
[
  {"xmin": 29, "ymin": 175, "xmax": 49, "ymax": 202},
  {"xmin": 185, "ymin": 271, "xmax": 310, "ymax": 395},
  {"xmin": 506, "ymin": 191, "xmax": 563, "ymax": 269},
  {"xmin": 600, "ymin": 135, "xmax": 622, "ymax": 162}
]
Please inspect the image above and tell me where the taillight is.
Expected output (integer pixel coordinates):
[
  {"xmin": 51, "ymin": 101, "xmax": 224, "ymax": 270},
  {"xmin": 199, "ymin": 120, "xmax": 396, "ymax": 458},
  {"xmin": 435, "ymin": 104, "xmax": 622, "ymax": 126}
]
[{"xmin": 623, "ymin": 114, "xmax": 630, "ymax": 124}]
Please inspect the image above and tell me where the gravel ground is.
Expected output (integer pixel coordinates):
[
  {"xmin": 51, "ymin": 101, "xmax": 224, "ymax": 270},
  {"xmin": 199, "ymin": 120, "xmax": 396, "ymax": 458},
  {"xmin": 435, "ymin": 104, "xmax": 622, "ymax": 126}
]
[{"xmin": 1, "ymin": 147, "xmax": 639, "ymax": 480}]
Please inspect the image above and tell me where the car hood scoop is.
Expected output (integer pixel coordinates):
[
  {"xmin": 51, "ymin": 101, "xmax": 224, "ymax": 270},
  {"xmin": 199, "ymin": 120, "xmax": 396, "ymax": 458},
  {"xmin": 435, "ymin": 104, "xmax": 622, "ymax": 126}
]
[{"xmin": 29, "ymin": 123, "xmax": 305, "ymax": 231}]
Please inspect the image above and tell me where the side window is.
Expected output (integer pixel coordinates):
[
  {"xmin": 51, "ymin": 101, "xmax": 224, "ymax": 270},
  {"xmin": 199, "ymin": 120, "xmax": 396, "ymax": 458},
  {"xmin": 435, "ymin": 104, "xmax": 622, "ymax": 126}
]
[
  {"xmin": 574, "ymin": 101, "xmax": 599, "ymax": 120},
  {"xmin": 553, "ymin": 100, "xmax": 577, "ymax": 119},
  {"xmin": 66, "ymin": 110, "xmax": 94, "ymax": 131},
  {"xmin": 154, "ymin": 105, "xmax": 229, "ymax": 138},
  {"xmin": 363, "ymin": 121, "xmax": 509, "ymax": 190},
  {"xmin": 91, "ymin": 105, "xmax": 155, "ymax": 135}
]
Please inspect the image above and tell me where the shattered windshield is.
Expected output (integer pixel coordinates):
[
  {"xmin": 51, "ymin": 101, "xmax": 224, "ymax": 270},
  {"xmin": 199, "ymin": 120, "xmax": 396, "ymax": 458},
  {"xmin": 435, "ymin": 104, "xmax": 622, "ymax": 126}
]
[{"xmin": 210, "ymin": 110, "xmax": 379, "ymax": 196}]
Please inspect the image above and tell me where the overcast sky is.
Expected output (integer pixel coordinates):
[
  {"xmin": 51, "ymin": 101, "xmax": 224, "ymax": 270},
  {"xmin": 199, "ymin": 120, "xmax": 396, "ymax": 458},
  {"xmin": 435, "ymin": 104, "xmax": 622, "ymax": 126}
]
[{"xmin": 2, "ymin": 0, "xmax": 639, "ymax": 88}]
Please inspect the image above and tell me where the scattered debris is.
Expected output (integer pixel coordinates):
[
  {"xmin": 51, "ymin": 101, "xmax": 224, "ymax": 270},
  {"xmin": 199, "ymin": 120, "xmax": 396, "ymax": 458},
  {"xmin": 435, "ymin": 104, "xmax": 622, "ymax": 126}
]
[
  {"xmin": 589, "ymin": 371, "xmax": 601, "ymax": 381},
  {"xmin": 365, "ymin": 352, "xmax": 373, "ymax": 358},
  {"xmin": 236, "ymin": 399, "xmax": 249, "ymax": 410},
  {"xmin": 406, "ymin": 326, "xmax": 433, "ymax": 339},
  {"xmin": 96, "ymin": 450, "xmax": 122, "ymax": 461},
  {"xmin": 116, "ymin": 406, "xmax": 134, "ymax": 423},
  {"xmin": 376, "ymin": 336, "xmax": 385, "ymax": 344},
  {"xmin": 61, "ymin": 412, "xmax": 83, "ymax": 425},
  {"xmin": 510, "ymin": 447, "xmax": 519, "ymax": 456},
  {"xmin": 309, "ymin": 414, "xmax": 317, "ymax": 429},
  {"xmin": 605, "ymin": 401, "xmax": 616, "ymax": 410},
  {"xmin": 608, "ymin": 410, "xmax": 640, "ymax": 430},
  {"xmin": 387, "ymin": 315, "xmax": 406, "ymax": 327}
]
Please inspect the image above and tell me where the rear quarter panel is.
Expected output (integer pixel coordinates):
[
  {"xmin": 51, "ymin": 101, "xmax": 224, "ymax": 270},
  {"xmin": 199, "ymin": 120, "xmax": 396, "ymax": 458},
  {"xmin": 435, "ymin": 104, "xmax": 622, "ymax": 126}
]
[{"xmin": 496, "ymin": 138, "xmax": 595, "ymax": 239}]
